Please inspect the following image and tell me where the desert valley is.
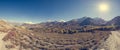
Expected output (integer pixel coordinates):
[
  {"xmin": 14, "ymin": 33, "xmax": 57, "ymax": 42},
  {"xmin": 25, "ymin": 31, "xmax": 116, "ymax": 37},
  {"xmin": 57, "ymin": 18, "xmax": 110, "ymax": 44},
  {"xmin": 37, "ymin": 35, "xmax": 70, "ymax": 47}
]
[{"xmin": 0, "ymin": 16, "xmax": 120, "ymax": 50}]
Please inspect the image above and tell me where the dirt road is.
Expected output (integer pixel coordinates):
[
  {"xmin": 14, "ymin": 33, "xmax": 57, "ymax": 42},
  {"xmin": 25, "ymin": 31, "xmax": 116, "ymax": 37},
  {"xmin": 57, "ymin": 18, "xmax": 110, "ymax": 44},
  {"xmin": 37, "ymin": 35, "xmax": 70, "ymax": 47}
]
[{"xmin": 99, "ymin": 31, "xmax": 120, "ymax": 50}]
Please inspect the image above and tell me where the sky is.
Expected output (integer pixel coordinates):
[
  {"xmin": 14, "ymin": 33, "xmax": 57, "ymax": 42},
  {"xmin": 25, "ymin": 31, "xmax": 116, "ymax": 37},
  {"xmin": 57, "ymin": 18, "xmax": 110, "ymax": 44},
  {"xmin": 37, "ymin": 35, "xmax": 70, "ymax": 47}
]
[{"xmin": 0, "ymin": 0, "xmax": 120, "ymax": 23}]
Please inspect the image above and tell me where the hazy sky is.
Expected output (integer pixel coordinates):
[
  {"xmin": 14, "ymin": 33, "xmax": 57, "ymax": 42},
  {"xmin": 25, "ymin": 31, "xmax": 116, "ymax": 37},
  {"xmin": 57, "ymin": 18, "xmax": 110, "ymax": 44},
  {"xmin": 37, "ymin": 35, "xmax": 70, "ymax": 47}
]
[{"xmin": 0, "ymin": 0, "xmax": 120, "ymax": 23}]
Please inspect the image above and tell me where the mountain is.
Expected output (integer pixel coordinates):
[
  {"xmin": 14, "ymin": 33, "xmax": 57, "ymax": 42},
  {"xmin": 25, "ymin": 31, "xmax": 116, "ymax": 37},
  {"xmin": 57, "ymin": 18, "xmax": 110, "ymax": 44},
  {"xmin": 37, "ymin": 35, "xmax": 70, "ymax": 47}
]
[
  {"xmin": 93, "ymin": 17, "xmax": 106, "ymax": 25},
  {"xmin": 107, "ymin": 16, "xmax": 120, "ymax": 25},
  {"xmin": 79, "ymin": 17, "xmax": 97, "ymax": 26},
  {"xmin": 67, "ymin": 17, "xmax": 106, "ymax": 26}
]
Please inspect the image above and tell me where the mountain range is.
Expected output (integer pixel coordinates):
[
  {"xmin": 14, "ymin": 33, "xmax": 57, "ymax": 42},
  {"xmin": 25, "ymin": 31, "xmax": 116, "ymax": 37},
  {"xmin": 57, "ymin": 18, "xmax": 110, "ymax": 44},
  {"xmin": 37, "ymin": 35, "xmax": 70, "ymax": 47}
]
[
  {"xmin": 50, "ymin": 16, "xmax": 120, "ymax": 26},
  {"xmin": 22, "ymin": 16, "xmax": 120, "ymax": 29}
]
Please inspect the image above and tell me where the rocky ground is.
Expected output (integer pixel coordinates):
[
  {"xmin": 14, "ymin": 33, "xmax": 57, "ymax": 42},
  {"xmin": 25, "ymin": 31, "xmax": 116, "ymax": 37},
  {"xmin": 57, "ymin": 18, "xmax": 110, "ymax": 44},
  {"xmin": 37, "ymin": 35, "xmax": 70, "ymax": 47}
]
[{"xmin": 2, "ymin": 30, "xmax": 110, "ymax": 50}]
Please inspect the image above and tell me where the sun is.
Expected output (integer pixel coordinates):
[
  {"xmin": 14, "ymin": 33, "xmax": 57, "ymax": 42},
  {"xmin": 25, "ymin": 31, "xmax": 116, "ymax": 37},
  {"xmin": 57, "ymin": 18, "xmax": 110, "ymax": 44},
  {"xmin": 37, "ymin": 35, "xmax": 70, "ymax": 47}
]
[{"xmin": 99, "ymin": 3, "xmax": 109, "ymax": 12}]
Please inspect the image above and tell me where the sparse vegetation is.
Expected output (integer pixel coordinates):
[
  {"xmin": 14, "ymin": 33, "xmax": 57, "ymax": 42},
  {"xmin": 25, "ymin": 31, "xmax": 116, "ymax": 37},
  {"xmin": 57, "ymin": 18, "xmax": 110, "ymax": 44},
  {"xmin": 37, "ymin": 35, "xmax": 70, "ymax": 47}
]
[{"xmin": 2, "ymin": 26, "xmax": 111, "ymax": 50}]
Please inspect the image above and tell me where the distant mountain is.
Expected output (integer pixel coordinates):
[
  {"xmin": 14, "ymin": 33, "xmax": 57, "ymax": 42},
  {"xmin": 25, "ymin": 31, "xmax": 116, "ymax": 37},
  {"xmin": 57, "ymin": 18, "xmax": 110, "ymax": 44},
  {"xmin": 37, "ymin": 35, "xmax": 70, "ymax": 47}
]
[
  {"xmin": 93, "ymin": 17, "xmax": 106, "ymax": 25},
  {"xmin": 79, "ymin": 17, "xmax": 95, "ymax": 26},
  {"xmin": 107, "ymin": 16, "xmax": 120, "ymax": 25},
  {"xmin": 67, "ymin": 17, "xmax": 106, "ymax": 26},
  {"xmin": 67, "ymin": 17, "xmax": 90, "ymax": 26},
  {"xmin": 22, "ymin": 17, "xmax": 106, "ymax": 29}
]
